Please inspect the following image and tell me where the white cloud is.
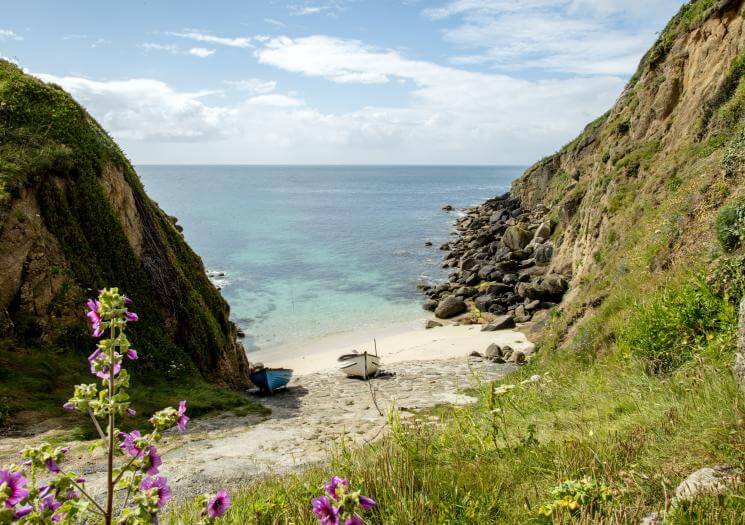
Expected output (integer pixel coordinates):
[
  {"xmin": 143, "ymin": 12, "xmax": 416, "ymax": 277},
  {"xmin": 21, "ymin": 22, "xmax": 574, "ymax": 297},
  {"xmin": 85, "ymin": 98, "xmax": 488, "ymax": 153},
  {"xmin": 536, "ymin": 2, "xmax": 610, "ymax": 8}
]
[
  {"xmin": 140, "ymin": 42, "xmax": 179, "ymax": 53},
  {"xmin": 188, "ymin": 47, "xmax": 215, "ymax": 58},
  {"xmin": 31, "ymin": 33, "xmax": 628, "ymax": 164},
  {"xmin": 0, "ymin": 29, "xmax": 23, "ymax": 41},
  {"xmin": 423, "ymin": 0, "xmax": 684, "ymax": 75},
  {"xmin": 224, "ymin": 78, "xmax": 278, "ymax": 94},
  {"xmin": 247, "ymin": 94, "xmax": 305, "ymax": 107},
  {"xmin": 264, "ymin": 18, "xmax": 286, "ymax": 28},
  {"xmin": 167, "ymin": 31, "xmax": 253, "ymax": 48},
  {"xmin": 287, "ymin": 1, "xmax": 346, "ymax": 16},
  {"xmin": 34, "ymin": 73, "xmax": 231, "ymax": 142}
]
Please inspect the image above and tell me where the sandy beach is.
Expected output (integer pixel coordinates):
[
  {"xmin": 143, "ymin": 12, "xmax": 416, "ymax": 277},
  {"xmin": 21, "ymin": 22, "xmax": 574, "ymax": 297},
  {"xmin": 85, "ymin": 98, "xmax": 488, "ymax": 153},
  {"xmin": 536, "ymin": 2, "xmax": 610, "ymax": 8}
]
[
  {"xmin": 248, "ymin": 318, "xmax": 533, "ymax": 375},
  {"xmin": 0, "ymin": 321, "xmax": 534, "ymax": 498}
]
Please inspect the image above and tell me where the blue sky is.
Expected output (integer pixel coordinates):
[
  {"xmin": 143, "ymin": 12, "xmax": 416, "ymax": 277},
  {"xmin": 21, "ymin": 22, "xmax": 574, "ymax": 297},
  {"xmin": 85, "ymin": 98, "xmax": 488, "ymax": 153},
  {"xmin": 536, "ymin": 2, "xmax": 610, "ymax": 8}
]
[{"xmin": 1, "ymin": 0, "xmax": 686, "ymax": 164}]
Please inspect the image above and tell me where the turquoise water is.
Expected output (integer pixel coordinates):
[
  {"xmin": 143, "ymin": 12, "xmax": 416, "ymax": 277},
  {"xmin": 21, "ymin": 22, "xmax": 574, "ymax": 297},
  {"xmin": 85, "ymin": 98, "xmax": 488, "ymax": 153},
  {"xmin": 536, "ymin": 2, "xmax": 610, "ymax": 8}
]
[{"xmin": 137, "ymin": 166, "xmax": 522, "ymax": 351}]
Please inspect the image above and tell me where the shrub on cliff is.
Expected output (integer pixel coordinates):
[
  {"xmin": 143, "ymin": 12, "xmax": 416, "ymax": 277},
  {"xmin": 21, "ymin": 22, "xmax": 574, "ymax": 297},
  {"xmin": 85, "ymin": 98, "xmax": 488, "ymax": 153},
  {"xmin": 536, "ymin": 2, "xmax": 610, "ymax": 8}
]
[
  {"xmin": 716, "ymin": 198, "xmax": 745, "ymax": 252},
  {"xmin": 618, "ymin": 277, "xmax": 736, "ymax": 374}
]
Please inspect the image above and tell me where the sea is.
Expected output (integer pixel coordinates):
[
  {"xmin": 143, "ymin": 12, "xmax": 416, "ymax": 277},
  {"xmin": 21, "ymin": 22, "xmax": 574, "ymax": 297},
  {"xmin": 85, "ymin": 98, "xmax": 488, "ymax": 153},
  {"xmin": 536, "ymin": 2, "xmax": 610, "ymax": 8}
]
[{"xmin": 138, "ymin": 165, "xmax": 523, "ymax": 353}]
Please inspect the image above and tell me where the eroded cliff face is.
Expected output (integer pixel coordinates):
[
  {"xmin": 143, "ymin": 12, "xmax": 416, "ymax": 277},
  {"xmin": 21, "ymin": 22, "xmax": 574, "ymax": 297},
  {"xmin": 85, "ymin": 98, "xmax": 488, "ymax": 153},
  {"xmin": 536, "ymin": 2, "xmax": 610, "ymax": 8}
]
[
  {"xmin": 0, "ymin": 61, "xmax": 250, "ymax": 390},
  {"xmin": 512, "ymin": 0, "xmax": 745, "ymax": 315}
]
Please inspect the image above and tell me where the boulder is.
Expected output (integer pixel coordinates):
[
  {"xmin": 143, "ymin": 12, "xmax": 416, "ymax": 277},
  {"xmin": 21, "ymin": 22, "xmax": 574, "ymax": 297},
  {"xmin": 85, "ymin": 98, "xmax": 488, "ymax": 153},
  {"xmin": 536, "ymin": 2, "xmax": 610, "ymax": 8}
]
[
  {"xmin": 488, "ymin": 304, "xmax": 507, "ymax": 315},
  {"xmin": 481, "ymin": 314, "xmax": 515, "ymax": 331},
  {"xmin": 474, "ymin": 294, "xmax": 496, "ymax": 312},
  {"xmin": 442, "ymin": 204, "xmax": 454, "ymax": 211},
  {"xmin": 483, "ymin": 283, "xmax": 512, "ymax": 296},
  {"xmin": 502, "ymin": 273, "xmax": 519, "ymax": 286},
  {"xmin": 484, "ymin": 343, "xmax": 502, "ymax": 359},
  {"xmin": 533, "ymin": 222, "xmax": 551, "ymax": 241},
  {"xmin": 502, "ymin": 226, "xmax": 532, "ymax": 251},
  {"xmin": 422, "ymin": 299, "xmax": 438, "ymax": 312},
  {"xmin": 435, "ymin": 296, "xmax": 467, "ymax": 319},
  {"xmin": 469, "ymin": 351, "xmax": 482, "ymax": 358},
  {"xmin": 454, "ymin": 286, "xmax": 477, "ymax": 298},
  {"xmin": 424, "ymin": 241, "xmax": 433, "ymax": 247},
  {"xmin": 478, "ymin": 265, "xmax": 497, "ymax": 280},
  {"xmin": 534, "ymin": 242, "xmax": 554, "ymax": 266},
  {"xmin": 513, "ymin": 305, "xmax": 532, "ymax": 323},
  {"xmin": 425, "ymin": 320, "xmax": 443, "ymax": 329},
  {"xmin": 674, "ymin": 466, "xmax": 743, "ymax": 501},
  {"xmin": 507, "ymin": 350, "xmax": 526, "ymax": 364}
]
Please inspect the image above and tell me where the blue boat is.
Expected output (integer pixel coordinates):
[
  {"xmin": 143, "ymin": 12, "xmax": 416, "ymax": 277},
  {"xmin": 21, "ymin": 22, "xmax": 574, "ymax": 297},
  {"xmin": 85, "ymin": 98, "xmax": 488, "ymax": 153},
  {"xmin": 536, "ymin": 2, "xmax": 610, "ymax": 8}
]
[{"xmin": 249, "ymin": 368, "xmax": 293, "ymax": 394}]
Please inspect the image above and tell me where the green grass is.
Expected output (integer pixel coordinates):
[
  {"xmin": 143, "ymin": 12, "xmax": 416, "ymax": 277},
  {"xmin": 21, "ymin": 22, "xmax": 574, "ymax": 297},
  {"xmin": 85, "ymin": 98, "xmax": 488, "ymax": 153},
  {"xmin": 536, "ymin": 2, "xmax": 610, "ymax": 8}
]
[{"xmin": 0, "ymin": 338, "xmax": 266, "ymax": 435}]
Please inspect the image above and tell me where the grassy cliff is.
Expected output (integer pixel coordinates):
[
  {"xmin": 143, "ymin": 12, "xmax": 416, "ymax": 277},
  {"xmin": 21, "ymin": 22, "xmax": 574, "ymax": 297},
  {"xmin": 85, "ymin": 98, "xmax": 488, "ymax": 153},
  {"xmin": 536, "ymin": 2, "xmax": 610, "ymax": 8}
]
[
  {"xmin": 172, "ymin": 1, "xmax": 745, "ymax": 522},
  {"xmin": 0, "ymin": 61, "xmax": 260, "ymax": 432}
]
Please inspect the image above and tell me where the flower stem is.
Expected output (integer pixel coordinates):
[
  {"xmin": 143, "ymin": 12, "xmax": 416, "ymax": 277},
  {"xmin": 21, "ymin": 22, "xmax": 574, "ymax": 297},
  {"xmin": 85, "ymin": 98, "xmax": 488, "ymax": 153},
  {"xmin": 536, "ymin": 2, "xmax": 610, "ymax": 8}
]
[
  {"xmin": 88, "ymin": 408, "xmax": 106, "ymax": 441},
  {"xmin": 105, "ymin": 324, "xmax": 117, "ymax": 525}
]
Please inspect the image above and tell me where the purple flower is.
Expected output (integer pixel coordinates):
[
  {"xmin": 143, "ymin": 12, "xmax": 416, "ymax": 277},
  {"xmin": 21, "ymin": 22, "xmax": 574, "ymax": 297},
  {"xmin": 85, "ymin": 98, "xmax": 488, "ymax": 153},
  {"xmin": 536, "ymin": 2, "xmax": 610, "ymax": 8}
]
[
  {"xmin": 127, "ymin": 408, "xmax": 137, "ymax": 416},
  {"xmin": 345, "ymin": 516, "xmax": 364, "ymax": 525},
  {"xmin": 126, "ymin": 348, "xmax": 138, "ymax": 360},
  {"xmin": 359, "ymin": 495, "xmax": 376, "ymax": 510},
  {"xmin": 119, "ymin": 430, "xmax": 144, "ymax": 458},
  {"xmin": 88, "ymin": 349, "xmax": 121, "ymax": 379},
  {"xmin": 325, "ymin": 476, "xmax": 349, "ymax": 501},
  {"xmin": 40, "ymin": 494, "xmax": 61, "ymax": 513},
  {"xmin": 145, "ymin": 446, "xmax": 162, "ymax": 475},
  {"xmin": 124, "ymin": 296, "xmax": 133, "ymax": 305},
  {"xmin": 45, "ymin": 458, "xmax": 61, "ymax": 473},
  {"xmin": 124, "ymin": 310, "xmax": 139, "ymax": 322},
  {"xmin": 207, "ymin": 489, "xmax": 231, "ymax": 518},
  {"xmin": 63, "ymin": 401, "xmax": 76, "ymax": 411},
  {"xmin": 311, "ymin": 496, "xmax": 339, "ymax": 524},
  {"xmin": 13, "ymin": 504, "xmax": 33, "ymax": 518},
  {"xmin": 176, "ymin": 400, "xmax": 189, "ymax": 432},
  {"xmin": 140, "ymin": 476, "xmax": 171, "ymax": 509},
  {"xmin": 0, "ymin": 469, "xmax": 29, "ymax": 507},
  {"xmin": 86, "ymin": 299, "xmax": 103, "ymax": 338}
]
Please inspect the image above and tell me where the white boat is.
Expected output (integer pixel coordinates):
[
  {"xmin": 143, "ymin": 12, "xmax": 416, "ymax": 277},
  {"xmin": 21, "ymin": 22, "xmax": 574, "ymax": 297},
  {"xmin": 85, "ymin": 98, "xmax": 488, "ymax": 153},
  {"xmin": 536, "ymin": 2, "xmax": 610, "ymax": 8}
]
[{"xmin": 337, "ymin": 351, "xmax": 380, "ymax": 379}]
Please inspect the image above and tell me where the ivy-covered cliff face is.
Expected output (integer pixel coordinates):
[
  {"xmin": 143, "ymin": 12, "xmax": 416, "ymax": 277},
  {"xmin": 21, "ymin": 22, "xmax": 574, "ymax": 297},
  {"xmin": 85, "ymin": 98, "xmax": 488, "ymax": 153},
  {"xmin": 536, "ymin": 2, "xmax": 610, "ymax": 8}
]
[
  {"xmin": 512, "ymin": 0, "xmax": 745, "ymax": 343},
  {"xmin": 0, "ymin": 61, "xmax": 252, "ymax": 429}
]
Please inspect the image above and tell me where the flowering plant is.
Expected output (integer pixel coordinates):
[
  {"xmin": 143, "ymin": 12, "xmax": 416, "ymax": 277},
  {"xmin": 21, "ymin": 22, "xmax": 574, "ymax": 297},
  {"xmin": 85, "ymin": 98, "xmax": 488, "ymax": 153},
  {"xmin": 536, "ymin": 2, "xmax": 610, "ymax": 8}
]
[
  {"xmin": 0, "ymin": 288, "xmax": 231, "ymax": 524},
  {"xmin": 311, "ymin": 476, "xmax": 376, "ymax": 525}
]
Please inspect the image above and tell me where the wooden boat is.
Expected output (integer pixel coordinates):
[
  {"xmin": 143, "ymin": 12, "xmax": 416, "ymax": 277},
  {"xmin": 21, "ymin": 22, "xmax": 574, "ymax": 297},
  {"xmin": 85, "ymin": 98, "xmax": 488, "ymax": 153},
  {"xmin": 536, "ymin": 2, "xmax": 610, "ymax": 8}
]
[
  {"xmin": 249, "ymin": 368, "xmax": 293, "ymax": 393},
  {"xmin": 337, "ymin": 351, "xmax": 380, "ymax": 379}
]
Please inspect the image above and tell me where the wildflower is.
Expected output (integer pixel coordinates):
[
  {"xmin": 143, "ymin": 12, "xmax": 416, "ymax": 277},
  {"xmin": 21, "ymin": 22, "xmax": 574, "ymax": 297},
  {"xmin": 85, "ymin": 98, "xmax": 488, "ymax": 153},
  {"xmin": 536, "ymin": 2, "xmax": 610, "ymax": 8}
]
[
  {"xmin": 126, "ymin": 348, "xmax": 138, "ymax": 360},
  {"xmin": 358, "ymin": 495, "xmax": 376, "ymax": 510},
  {"xmin": 311, "ymin": 496, "xmax": 339, "ymax": 524},
  {"xmin": 63, "ymin": 401, "xmax": 76, "ymax": 410},
  {"xmin": 119, "ymin": 430, "xmax": 145, "ymax": 458},
  {"xmin": 145, "ymin": 446, "xmax": 162, "ymax": 475},
  {"xmin": 45, "ymin": 458, "xmax": 61, "ymax": 473},
  {"xmin": 140, "ymin": 476, "xmax": 171, "ymax": 509},
  {"xmin": 124, "ymin": 310, "xmax": 139, "ymax": 322},
  {"xmin": 86, "ymin": 299, "xmax": 103, "ymax": 337},
  {"xmin": 40, "ymin": 494, "xmax": 61, "ymax": 513},
  {"xmin": 206, "ymin": 489, "xmax": 231, "ymax": 518},
  {"xmin": 0, "ymin": 468, "xmax": 29, "ymax": 507},
  {"xmin": 325, "ymin": 476, "xmax": 349, "ymax": 501},
  {"xmin": 13, "ymin": 504, "xmax": 33, "ymax": 518},
  {"xmin": 126, "ymin": 408, "xmax": 137, "ymax": 416},
  {"xmin": 176, "ymin": 400, "xmax": 189, "ymax": 432},
  {"xmin": 345, "ymin": 516, "xmax": 363, "ymax": 525},
  {"xmin": 88, "ymin": 349, "xmax": 121, "ymax": 379}
]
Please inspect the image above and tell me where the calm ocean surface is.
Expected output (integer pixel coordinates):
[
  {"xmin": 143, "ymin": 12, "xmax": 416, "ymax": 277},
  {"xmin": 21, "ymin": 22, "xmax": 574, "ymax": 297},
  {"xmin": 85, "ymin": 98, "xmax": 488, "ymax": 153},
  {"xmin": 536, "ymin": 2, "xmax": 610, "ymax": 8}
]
[{"xmin": 137, "ymin": 165, "xmax": 523, "ymax": 352}]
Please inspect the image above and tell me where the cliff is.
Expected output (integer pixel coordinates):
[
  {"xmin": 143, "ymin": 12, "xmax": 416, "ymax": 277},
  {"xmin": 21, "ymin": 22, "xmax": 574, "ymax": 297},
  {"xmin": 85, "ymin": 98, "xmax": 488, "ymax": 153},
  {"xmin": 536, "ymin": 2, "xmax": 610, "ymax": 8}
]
[
  {"xmin": 0, "ymin": 61, "xmax": 251, "ymax": 427},
  {"xmin": 509, "ymin": 0, "xmax": 745, "ymax": 344}
]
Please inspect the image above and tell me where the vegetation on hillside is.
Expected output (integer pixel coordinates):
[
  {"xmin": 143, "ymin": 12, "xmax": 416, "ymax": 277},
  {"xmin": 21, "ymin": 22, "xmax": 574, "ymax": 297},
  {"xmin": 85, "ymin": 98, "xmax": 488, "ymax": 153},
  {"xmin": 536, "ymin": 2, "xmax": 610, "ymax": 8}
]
[{"xmin": 0, "ymin": 60, "xmax": 257, "ymax": 430}]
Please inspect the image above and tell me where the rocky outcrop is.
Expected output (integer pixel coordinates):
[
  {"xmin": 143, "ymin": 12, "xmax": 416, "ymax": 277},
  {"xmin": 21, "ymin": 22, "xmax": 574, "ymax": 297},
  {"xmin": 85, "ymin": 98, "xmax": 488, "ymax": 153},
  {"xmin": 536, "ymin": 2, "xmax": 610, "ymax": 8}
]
[
  {"xmin": 423, "ymin": 194, "xmax": 567, "ymax": 325},
  {"xmin": 0, "ymin": 61, "xmax": 251, "ymax": 391}
]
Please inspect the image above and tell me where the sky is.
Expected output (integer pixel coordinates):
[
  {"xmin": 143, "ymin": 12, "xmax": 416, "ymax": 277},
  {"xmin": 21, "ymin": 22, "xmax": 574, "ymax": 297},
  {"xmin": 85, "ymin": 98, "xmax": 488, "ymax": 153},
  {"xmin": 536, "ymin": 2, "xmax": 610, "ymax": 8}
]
[{"xmin": 1, "ymin": 0, "xmax": 686, "ymax": 165}]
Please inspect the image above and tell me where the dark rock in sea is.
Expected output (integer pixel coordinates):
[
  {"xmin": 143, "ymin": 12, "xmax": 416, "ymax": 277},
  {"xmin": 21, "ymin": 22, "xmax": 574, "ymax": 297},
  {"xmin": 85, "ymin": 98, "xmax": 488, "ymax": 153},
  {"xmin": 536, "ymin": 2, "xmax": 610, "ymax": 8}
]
[
  {"xmin": 236, "ymin": 328, "xmax": 246, "ymax": 339},
  {"xmin": 442, "ymin": 204, "xmax": 454, "ymax": 211},
  {"xmin": 422, "ymin": 299, "xmax": 439, "ymax": 312},
  {"xmin": 425, "ymin": 241, "xmax": 433, "ymax": 247},
  {"xmin": 435, "ymin": 295, "xmax": 467, "ymax": 319}
]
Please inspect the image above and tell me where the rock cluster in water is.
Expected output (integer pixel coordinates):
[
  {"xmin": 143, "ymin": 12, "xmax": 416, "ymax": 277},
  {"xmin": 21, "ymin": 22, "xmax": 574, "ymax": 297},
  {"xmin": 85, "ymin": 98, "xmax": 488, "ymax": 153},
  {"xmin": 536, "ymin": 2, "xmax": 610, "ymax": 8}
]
[{"xmin": 420, "ymin": 192, "xmax": 568, "ymax": 326}]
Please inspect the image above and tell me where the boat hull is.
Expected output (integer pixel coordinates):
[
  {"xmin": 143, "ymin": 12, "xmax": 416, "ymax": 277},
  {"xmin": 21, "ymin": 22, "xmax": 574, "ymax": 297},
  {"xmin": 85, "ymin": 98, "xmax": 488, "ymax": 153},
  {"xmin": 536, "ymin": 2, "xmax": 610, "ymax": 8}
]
[
  {"xmin": 249, "ymin": 369, "xmax": 293, "ymax": 393},
  {"xmin": 338, "ymin": 353, "xmax": 380, "ymax": 379}
]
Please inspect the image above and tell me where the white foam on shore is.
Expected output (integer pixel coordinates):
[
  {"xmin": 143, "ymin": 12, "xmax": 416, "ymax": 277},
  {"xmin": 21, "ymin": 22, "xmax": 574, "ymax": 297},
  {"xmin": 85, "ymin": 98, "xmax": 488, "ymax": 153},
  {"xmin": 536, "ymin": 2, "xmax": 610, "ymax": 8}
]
[{"xmin": 248, "ymin": 319, "xmax": 533, "ymax": 376}]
